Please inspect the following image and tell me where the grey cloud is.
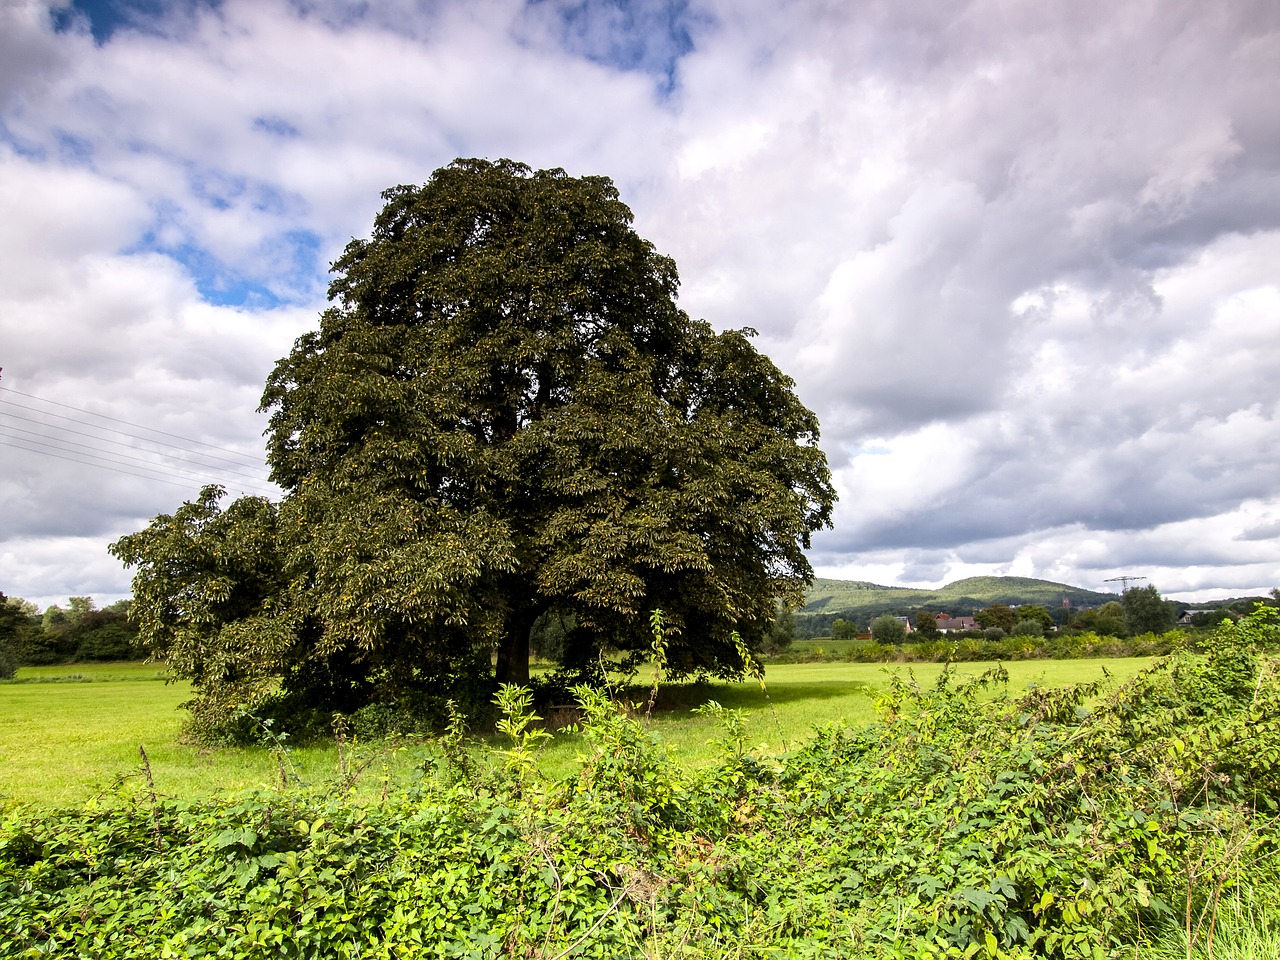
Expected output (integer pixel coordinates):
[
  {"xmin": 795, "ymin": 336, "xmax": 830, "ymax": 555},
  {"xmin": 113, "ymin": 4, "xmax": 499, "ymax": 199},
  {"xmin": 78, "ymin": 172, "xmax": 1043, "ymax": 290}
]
[
  {"xmin": 0, "ymin": 2, "xmax": 71, "ymax": 107},
  {"xmin": 1069, "ymin": 539, "xmax": 1271, "ymax": 573},
  {"xmin": 2, "ymin": 0, "xmax": 1278, "ymax": 605},
  {"xmin": 0, "ymin": 475, "xmax": 170, "ymax": 541},
  {"xmin": 743, "ymin": 0, "xmax": 1280, "ymax": 446},
  {"xmin": 897, "ymin": 552, "xmax": 951, "ymax": 585},
  {"xmin": 837, "ymin": 421, "xmax": 1280, "ymax": 555},
  {"xmin": 0, "ymin": 531, "xmax": 139, "ymax": 610},
  {"xmin": 1238, "ymin": 519, "xmax": 1280, "ymax": 542}
]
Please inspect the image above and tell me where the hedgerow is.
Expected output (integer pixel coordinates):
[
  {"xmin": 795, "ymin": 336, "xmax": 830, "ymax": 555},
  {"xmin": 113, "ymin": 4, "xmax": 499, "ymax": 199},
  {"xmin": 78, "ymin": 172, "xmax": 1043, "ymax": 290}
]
[
  {"xmin": 2, "ymin": 606, "xmax": 1279, "ymax": 958},
  {"xmin": 770, "ymin": 630, "xmax": 1180, "ymax": 664}
]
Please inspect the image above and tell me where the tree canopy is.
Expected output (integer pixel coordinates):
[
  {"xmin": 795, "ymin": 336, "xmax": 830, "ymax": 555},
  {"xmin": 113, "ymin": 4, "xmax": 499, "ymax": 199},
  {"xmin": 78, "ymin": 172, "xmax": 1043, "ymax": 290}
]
[
  {"xmin": 114, "ymin": 159, "xmax": 835, "ymax": 738},
  {"xmin": 1013, "ymin": 604, "xmax": 1054, "ymax": 631},
  {"xmin": 975, "ymin": 603, "xmax": 1017, "ymax": 632},
  {"xmin": 913, "ymin": 611, "xmax": 940, "ymax": 638},
  {"xmin": 870, "ymin": 615, "xmax": 907, "ymax": 645},
  {"xmin": 1121, "ymin": 583, "xmax": 1176, "ymax": 635},
  {"xmin": 1072, "ymin": 601, "xmax": 1129, "ymax": 637},
  {"xmin": 0, "ymin": 592, "xmax": 20, "ymax": 680}
]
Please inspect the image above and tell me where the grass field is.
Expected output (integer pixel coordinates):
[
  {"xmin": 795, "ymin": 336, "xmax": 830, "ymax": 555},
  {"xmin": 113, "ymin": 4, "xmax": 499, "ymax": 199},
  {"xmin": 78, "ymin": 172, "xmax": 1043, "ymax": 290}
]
[
  {"xmin": 0, "ymin": 657, "xmax": 1157, "ymax": 808},
  {"xmin": 5, "ymin": 651, "xmax": 1278, "ymax": 959}
]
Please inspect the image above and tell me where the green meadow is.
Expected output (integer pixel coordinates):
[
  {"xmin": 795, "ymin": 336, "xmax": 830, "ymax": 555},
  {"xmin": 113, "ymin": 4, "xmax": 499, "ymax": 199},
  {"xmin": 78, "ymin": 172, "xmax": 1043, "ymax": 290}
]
[{"xmin": 1, "ymin": 657, "xmax": 1154, "ymax": 808}]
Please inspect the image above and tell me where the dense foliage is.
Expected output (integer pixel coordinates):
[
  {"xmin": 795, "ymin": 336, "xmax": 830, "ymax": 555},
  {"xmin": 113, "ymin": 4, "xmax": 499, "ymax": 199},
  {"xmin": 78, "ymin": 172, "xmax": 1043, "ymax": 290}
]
[
  {"xmin": 0, "ymin": 595, "xmax": 139, "ymax": 670},
  {"xmin": 0, "ymin": 593, "xmax": 17, "ymax": 680},
  {"xmin": 870, "ymin": 613, "xmax": 908, "ymax": 644},
  {"xmin": 4, "ymin": 606, "xmax": 1279, "ymax": 958},
  {"xmin": 112, "ymin": 158, "xmax": 835, "ymax": 740},
  {"xmin": 1121, "ymin": 584, "xmax": 1178, "ymax": 635},
  {"xmin": 772, "ymin": 629, "xmax": 1182, "ymax": 664}
]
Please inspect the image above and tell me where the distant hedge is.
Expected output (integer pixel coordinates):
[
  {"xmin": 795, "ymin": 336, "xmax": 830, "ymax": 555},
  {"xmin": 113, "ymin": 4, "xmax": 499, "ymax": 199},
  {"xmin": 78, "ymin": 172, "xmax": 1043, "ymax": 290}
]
[{"xmin": 770, "ymin": 629, "xmax": 1181, "ymax": 664}]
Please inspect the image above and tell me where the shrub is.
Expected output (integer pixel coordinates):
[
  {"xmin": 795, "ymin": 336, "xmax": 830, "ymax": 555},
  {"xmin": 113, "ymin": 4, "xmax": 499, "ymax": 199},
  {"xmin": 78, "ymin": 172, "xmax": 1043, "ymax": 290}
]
[
  {"xmin": 871, "ymin": 615, "xmax": 907, "ymax": 645},
  {"xmin": 845, "ymin": 640, "xmax": 888, "ymax": 662},
  {"xmin": 910, "ymin": 639, "xmax": 951, "ymax": 661},
  {"xmin": 1010, "ymin": 619, "xmax": 1043, "ymax": 637}
]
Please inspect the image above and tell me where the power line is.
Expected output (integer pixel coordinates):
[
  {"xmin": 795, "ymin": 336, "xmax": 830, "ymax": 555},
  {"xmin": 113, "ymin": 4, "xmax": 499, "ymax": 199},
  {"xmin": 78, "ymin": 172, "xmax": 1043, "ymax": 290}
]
[
  {"xmin": 1103, "ymin": 575, "xmax": 1148, "ymax": 592},
  {"xmin": 0, "ymin": 436, "xmax": 252, "ymax": 492},
  {"xmin": 0, "ymin": 410, "xmax": 272, "ymax": 488},
  {"xmin": 0, "ymin": 377, "xmax": 278, "ymax": 497},
  {"xmin": 0, "ymin": 432, "xmax": 277, "ymax": 497},
  {"xmin": 0, "ymin": 424, "xmax": 277, "ymax": 497},
  {"xmin": 0, "ymin": 384, "xmax": 268, "ymax": 465}
]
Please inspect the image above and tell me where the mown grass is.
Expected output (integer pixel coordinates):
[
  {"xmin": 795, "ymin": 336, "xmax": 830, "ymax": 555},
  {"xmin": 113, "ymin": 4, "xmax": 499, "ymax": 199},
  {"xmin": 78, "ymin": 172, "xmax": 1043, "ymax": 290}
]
[
  {"xmin": 0, "ymin": 666, "xmax": 348, "ymax": 807},
  {"xmin": 1, "ymin": 657, "xmax": 1156, "ymax": 808}
]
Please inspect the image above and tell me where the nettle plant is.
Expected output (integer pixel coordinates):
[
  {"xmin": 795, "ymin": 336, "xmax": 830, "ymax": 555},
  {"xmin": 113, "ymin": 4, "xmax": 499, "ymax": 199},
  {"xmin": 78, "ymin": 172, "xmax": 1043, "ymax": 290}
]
[{"xmin": 2, "ymin": 604, "xmax": 1280, "ymax": 959}]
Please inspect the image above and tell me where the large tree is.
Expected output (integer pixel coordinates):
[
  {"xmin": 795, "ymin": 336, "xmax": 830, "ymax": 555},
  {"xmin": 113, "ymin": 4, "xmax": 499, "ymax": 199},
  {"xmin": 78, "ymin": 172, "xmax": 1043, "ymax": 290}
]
[
  {"xmin": 1014, "ymin": 604, "xmax": 1054, "ymax": 632},
  {"xmin": 1122, "ymin": 584, "xmax": 1176, "ymax": 635},
  {"xmin": 0, "ymin": 592, "xmax": 21, "ymax": 680},
  {"xmin": 913, "ymin": 611, "xmax": 940, "ymax": 638},
  {"xmin": 116, "ymin": 159, "xmax": 835, "ymax": 733},
  {"xmin": 870, "ymin": 615, "xmax": 908, "ymax": 645},
  {"xmin": 975, "ymin": 603, "xmax": 1017, "ymax": 633}
]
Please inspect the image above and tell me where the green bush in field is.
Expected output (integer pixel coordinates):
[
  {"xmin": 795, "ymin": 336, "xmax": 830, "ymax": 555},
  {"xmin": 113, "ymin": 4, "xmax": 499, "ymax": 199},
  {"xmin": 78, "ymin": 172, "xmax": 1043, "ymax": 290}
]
[
  {"xmin": 4, "ymin": 604, "xmax": 1280, "ymax": 958},
  {"xmin": 871, "ymin": 614, "xmax": 907, "ymax": 644},
  {"xmin": 1014, "ymin": 604, "xmax": 1055, "ymax": 632},
  {"xmin": 845, "ymin": 639, "xmax": 889, "ymax": 662},
  {"xmin": 831, "ymin": 617, "xmax": 860, "ymax": 640}
]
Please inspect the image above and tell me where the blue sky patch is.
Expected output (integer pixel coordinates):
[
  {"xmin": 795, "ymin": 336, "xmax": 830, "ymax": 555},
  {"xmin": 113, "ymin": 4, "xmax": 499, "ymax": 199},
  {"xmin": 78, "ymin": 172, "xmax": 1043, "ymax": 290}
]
[
  {"xmin": 163, "ymin": 241, "xmax": 284, "ymax": 308},
  {"xmin": 129, "ymin": 221, "xmax": 323, "ymax": 309},
  {"xmin": 53, "ymin": 0, "xmax": 222, "ymax": 44},
  {"xmin": 279, "ymin": 229, "xmax": 324, "ymax": 287},
  {"xmin": 1, "ymin": 121, "xmax": 48, "ymax": 162},
  {"xmin": 529, "ymin": 0, "xmax": 707, "ymax": 95},
  {"xmin": 253, "ymin": 116, "xmax": 302, "ymax": 139}
]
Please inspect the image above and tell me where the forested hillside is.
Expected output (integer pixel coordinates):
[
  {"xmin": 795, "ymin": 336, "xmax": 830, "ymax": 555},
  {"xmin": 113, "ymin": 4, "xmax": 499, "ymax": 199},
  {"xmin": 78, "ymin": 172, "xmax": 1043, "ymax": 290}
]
[{"xmin": 798, "ymin": 576, "xmax": 1117, "ymax": 636}]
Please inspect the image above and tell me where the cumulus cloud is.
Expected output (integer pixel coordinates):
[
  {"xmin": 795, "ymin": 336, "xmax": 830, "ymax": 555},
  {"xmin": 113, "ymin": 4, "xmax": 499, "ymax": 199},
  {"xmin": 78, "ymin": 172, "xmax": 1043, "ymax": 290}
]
[{"xmin": 1, "ymin": 0, "xmax": 1278, "ymax": 608}]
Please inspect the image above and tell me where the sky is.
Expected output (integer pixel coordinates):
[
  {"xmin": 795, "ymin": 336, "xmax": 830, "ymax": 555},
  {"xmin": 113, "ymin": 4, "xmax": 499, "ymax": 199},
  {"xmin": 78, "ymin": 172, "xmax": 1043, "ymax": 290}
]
[{"xmin": 1, "ymin": 0, "xmax": 1278, "ymax": 611}]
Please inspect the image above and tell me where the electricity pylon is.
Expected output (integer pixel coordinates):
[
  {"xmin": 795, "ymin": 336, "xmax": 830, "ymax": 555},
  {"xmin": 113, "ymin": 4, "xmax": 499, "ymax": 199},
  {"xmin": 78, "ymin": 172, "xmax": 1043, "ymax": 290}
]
[{"xmin": 1104, "ymin": 575, "xmax": 1148, "ymax": 592}]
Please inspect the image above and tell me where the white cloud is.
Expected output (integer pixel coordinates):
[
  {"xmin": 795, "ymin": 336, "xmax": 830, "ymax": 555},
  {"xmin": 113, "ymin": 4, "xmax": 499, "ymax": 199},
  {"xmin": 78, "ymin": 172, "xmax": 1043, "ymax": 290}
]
[{"xmin": 1, "ymin": 0, "xmax": 1278, "ymax": 610}]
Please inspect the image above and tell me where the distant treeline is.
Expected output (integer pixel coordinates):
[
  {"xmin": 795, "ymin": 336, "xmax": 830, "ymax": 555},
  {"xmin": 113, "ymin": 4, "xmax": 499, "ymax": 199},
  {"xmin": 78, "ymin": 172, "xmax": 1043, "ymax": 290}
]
[{"xmin": 0, "ymin": 593, "xmax": 141, "ymax": 672}]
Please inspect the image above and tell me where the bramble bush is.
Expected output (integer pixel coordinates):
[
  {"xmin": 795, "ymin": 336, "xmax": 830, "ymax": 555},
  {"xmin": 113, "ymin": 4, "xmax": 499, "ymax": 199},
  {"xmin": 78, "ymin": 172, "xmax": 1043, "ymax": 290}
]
[{"xmin": 3, "ymin": 605, "xmax": 1280, "ymax": 958}]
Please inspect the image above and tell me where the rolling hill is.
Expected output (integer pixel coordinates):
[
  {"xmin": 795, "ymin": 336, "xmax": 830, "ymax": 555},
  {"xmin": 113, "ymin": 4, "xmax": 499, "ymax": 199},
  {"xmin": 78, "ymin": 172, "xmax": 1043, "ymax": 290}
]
[{"xmin": 797, "ymin": 575, "xmax": 1118, "ymax": 635}]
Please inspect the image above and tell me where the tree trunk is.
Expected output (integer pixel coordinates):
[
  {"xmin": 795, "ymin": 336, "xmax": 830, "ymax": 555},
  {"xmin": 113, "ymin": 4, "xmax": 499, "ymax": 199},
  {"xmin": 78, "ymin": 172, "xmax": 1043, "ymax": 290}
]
[{"xmin": 495, "ymin": 604, "xmax": 535, "ymax": 686}]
